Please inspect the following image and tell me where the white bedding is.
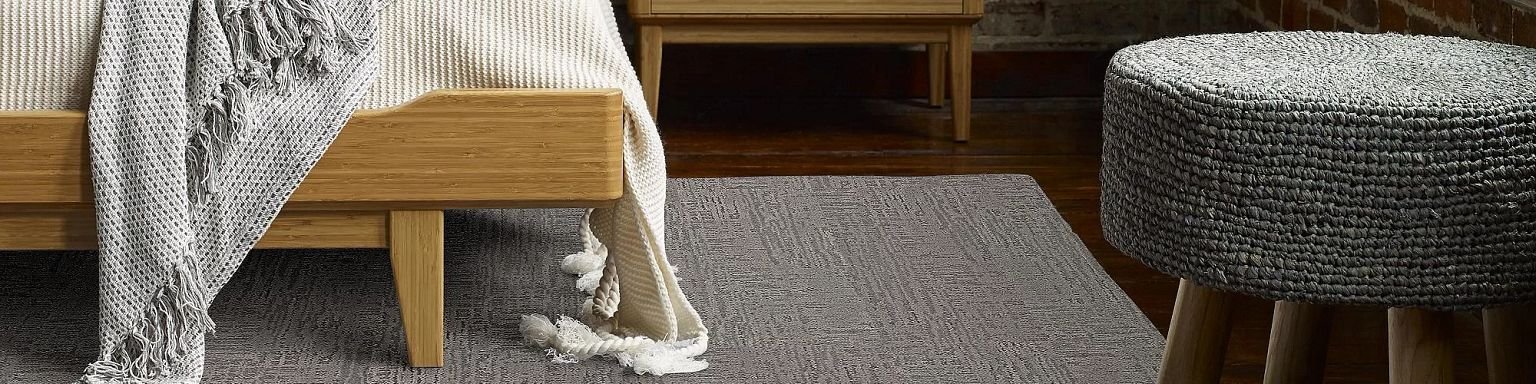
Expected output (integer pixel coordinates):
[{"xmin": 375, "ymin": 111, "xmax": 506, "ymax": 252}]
[{"xmin": 1, "ymin": 1, "xmax": 565, "ymax": 110}]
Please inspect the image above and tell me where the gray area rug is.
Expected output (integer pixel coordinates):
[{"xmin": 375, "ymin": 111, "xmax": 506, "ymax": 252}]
[{"xmin": 0, "ymin": 175, "xmax": 1161, "ymax": 383}]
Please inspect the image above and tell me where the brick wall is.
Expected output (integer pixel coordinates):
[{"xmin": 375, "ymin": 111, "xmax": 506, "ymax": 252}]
[
  {"xmin": 611, "ymin": 0, "xmax": 1223, "ymax": 51},
  {"xmin": 1221, "ymin": 0, "xmax": 1536, "ymax": 46},
  {"xmin": 975, "ymin": 0, "xmax": 1220, "ymax": 50}
]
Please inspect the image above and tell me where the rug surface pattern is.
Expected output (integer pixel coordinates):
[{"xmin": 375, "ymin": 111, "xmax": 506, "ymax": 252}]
[{"xmin": 0, "ymin": 175, "xmax": 1161, "ymax": 383}]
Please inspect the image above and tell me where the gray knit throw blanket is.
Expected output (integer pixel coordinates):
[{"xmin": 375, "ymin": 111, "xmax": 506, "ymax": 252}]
[
  {"xmin": 83, "ymin": 0, "xmax": 378, "ymax": 382},
  {"xmin": 83, "ymin": 1, "xmax": 709, "ymax": 382}
]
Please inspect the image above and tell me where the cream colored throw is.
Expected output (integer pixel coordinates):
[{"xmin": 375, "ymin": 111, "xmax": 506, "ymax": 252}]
[{"xmin": 1, "ymin": 0, "xmax": 707, "ymax": 381}]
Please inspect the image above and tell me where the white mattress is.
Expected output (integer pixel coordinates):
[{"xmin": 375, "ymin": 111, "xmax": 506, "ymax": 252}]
[{"xmin": 1, "ymin": 1, "xmax": 629, "ymax": 110}]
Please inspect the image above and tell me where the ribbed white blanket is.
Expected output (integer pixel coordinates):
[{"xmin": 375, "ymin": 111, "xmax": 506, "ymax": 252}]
[{"xmin": 2, "ymin": 1, "xmax": 706, "ymax": 381}]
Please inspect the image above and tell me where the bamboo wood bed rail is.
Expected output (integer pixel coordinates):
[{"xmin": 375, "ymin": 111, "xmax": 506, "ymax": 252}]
[{"xmin": 0, "ymin": 88, "xmax": 627, "ymax": 368}]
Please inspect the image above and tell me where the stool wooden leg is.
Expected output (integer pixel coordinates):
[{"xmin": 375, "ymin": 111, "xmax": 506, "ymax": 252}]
[
  {"xmin": 639, "ymin": 25, "xmax": 664, "ymax": 119},
  {"xmin": 1484, "ymin": 304, "xmax": 1535, "ymax": 384},
  {"xmin": 928, "ymin": 43, "xmax": 947, "ymax": 108},
  {"xmin": 1264, "ymin": 301, "xmax": 1332, "ymax": 384},
  {"xmin": 1388, "ymin": 308, "xmax": 1453, "ymax": 384},
  {"xmin": 947, "ymin": 25, "xmax": 973, "ymax": 142},
  {"xmin": 390, "ymin": 210, "xmax": 445, "ymax": 367},
  {"xmin": 1160, "ymin": 279, "xmax": 1236, "ymax": 384}
]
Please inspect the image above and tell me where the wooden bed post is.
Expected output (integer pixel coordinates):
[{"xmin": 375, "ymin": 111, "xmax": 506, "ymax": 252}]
[{"xmin": 389, "ymin": 210, "xmax": 446, "ymax": 368}]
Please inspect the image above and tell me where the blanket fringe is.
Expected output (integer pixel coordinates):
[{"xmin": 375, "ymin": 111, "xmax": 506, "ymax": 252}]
[
  {"xmin": 79, "ymin": 265, "xmax": 216, "ymax": 384},
  {"xmin": 570, "ymin": 210, "xmax": 620, "ymax": 316},
  {"xmin": 518, "ymin": 212, "xmax": 707, "ymax": 376},
  {"xmin": 520, "ymin": 315, "xmax": 710, "ymax": 376},
  {"xmin": 187, "ymin": 81, "xmax": 251, "ymax": 199},
  {"xmin": 559, "ymin": 231, "xmax": 605, "ymax": 296},
  {"xmin": 188, "ymin": 0, "xmax": 360, "ymax": 201},
  {"xmin": 224, "ymin": 0, "xmax": 361, "ymax": 87}
]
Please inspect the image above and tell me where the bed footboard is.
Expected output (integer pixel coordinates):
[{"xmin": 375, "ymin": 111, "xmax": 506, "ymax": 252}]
[{"xmin": 0, "ymin": 89, "xmax": 626, "ymax": 367}]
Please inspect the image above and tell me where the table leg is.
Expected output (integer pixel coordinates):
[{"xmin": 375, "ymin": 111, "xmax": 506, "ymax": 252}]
[
  {"xmin": 928, "ymin": 43, "xmax": 946, "ymax": 108},
  {"xmin": 948, "ymin": 26, "xmax": 973, "ymax": 142},
  {"xmin": 640, "ymin": 25, "xmax": 664, "ymax": 119}
]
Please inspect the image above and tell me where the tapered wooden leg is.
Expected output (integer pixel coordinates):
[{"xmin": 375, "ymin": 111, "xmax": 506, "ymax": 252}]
[
  {"xmin": 1388, "ymin": 308, "xmax": 1453, "ymax": 384},
  {"xmin": 1160, "ymin": 279, "xmax": 1236, "ymax": 384},
  {"xmin": 928, "ymin": 43, "xmax": 947, "ymax": 108},
  {"xmin": 947, "ymin": 25, "xmax": 973, "ymax": 142},
  {"xmin": 1485, "ymin": 304, "xmax": 1535, "ymax": 384},
  {"xmin": 639, "ymin": 25, "xmax": 664, "ymax": 119},
  {"xmin": 1264, "ymin": 301, "xmax": 1332, "ymax": 384},
  {"xmin": 390, "ymin": 210, "xmax": 445, "ymax": 368}
]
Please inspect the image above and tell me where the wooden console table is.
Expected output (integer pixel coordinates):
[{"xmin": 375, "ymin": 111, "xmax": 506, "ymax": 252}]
[{"xmin": 629, "ymin": 0, "xmax": 985, "ymax": 142}]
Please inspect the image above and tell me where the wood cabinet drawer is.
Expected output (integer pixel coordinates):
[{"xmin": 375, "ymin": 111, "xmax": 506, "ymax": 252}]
[{"xmin": 642, "ymin": 0, "xmax": 973, "ymax": 15}]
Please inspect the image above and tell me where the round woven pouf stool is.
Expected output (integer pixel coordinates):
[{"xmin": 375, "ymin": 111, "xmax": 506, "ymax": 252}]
[{"xmin": 1101, "ymin": 31, "xmax": 1536, "ymax": 384}]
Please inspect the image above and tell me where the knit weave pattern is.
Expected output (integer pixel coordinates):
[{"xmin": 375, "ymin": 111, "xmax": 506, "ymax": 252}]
[
  {"xmin": 1101, "ymin": 32, "xmax": 1536, "ymax": 310},
  {"xmin": 4, "ymin": 0, "xmax": 706, "ymax": 381},
  {"xmin": 369, "ymin": 2, "xmax": 708, "ymax": 372},
  {"xmin": 82, "ymin": 0, "xmax": 381, "ymax": 382}
]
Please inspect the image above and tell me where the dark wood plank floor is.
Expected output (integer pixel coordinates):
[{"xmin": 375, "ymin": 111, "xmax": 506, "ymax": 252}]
[{"xmin": 659, "ymin": 97, "xmax": 1491, "ymax": 383}]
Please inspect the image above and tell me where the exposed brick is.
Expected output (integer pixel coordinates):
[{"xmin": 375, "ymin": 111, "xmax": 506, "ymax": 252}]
[
  {"xmin": 1283, "ymin": 0, "xmax": 1312, "ymax": 29},
  {"xmin": 1322, "ymin": 0, "xmax": 1350, "ymax": 11},
  {"xmin": 1311, "ymin": 8, "xmax": 1340, "ymax": 29},
  {"xmin": 1472, "ymin": 0, "xmax": 1514, "ymax": 42},
  {"xmin": 1406, "ymin": 0, "xmax": 1436, "ymax": 11},
  {"xmin": 1516, "ymin": 8, "xmax": 1536, "ymax": 47},
  {"xmin": 1434, "ymin": 0, "xmax": 1475, "ymax": 23},
  {"xmin": 974, "ymin": 0, "xmax": 1242, "ymax": 49},
  {"xmin": 1049, "ymin": 1, "xmax": 1148, "ymax": 36},
  {"xmin": 1380, "ymin": 0, "xmax": 1411, "ymax": 31},
  {"xmin": 979, "ymin": 1, "xmax": 1047, "ymax": 37},
  {"xmin": 1348, "ymin": 0, "xmax": 1381, "ymax": 28}
]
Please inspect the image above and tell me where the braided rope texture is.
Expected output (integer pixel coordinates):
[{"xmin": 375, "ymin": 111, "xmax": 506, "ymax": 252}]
[{"xmin": 1101, "ymin": 31, "xmax": 1536, "ymax": 310}]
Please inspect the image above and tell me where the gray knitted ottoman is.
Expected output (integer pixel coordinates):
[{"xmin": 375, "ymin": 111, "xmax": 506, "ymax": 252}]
[{"xmin": 1100, "ymin": 32, "xmax": 1536, "ymax": 384}]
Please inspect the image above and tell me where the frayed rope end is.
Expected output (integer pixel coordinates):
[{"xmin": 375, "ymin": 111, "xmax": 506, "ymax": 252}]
[
  {"xmin": 519, "ymin": 315, "xmax": 709, "ymax": 376},
  {"xmin": 560, "ymin": 249, "xmax": 606, "ymax": 276}
]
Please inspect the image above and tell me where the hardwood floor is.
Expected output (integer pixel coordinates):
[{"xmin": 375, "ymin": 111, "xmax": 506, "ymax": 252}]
[{"xmin": 659, "ymin": 97, "xmax": 1492, "ymax": 383}]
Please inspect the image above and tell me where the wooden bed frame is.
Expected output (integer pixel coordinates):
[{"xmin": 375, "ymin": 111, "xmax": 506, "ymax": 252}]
[{"xmin": 0, "ymin": 89, "xmax": 627, "ymax": 368}]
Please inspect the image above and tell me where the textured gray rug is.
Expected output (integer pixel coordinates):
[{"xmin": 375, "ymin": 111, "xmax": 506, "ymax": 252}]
[{"xmin": 0, "ymin": 175, "xmax": 1161, "ymax": 383}]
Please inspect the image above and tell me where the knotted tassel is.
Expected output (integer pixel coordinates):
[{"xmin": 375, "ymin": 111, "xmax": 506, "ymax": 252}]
[{"xmin": 520, "ymin": 315, "xmax": 710, "ymax": 376}]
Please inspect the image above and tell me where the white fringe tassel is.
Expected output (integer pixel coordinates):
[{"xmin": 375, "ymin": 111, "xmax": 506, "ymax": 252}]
[
  {"xmin": 560, "ymin": 244, "xmax": 605, "ymax": 295},
  {"xmin": 520, "ymin": 315, "xmax": 710, "ymax": 376},
  {"xmin": 519, "ymin": 214, "xmax": 708, "ymax": 376}
]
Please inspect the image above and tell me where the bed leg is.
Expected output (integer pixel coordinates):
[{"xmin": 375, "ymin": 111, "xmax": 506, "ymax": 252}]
[{"xmin": 389, "ymin": 210, "xmax": 445, "ymax": 368}]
